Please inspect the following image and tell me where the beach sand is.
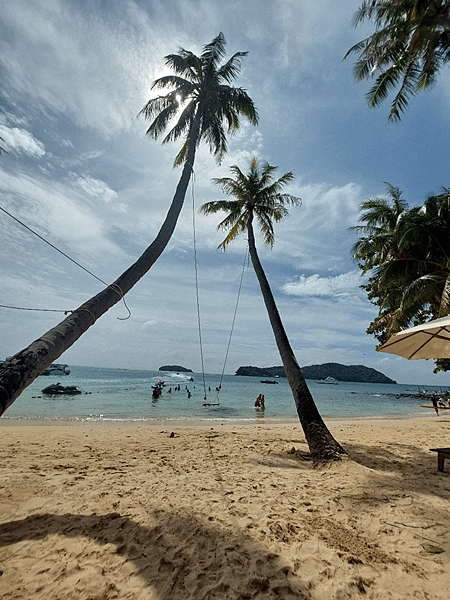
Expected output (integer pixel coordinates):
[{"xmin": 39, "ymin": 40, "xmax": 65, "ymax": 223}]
[{"xmin": 0, "ymin": 416, "xmax": 449, "ymax": 599}]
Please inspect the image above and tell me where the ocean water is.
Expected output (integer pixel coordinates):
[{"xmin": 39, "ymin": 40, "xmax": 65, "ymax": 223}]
[{"xmin": 2, "ymin": 365, "xmax": 447, "ymax": 424}]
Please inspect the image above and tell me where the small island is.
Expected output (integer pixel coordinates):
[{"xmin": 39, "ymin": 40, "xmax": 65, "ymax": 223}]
[
  {"xmin": 159, "ymin": 365, "xmax": 193, "ymax": 373},
  {"xmin": 235, "ymin": 362, "xmax": 396, "ymax": 384}
]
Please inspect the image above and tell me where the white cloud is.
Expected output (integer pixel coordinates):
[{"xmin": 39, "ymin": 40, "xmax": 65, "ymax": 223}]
[
  {"xmin": 71, "ymin": 174, "xmax": 118, "ymax": 204},
  {"xmin": 0, "ymin": 124, "xmax": 45, "ymax": 157},
  {"xmin": 282, "ymin": 270, "xmax": 364, "ymax": 297}
]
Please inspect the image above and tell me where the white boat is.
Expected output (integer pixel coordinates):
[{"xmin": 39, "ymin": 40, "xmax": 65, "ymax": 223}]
[
  {"xmin": 40, "ymin": 363, "xmax": 70, "ymax": 376},
  {"xmin": 317, "ymin": 376, "xmax": 339, "ymax": 384}
]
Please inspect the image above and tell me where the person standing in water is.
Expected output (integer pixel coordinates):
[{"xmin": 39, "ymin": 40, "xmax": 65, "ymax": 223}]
[{"xmin": 255, "ymin": 394, "xmax": 265, "ymax": 410}]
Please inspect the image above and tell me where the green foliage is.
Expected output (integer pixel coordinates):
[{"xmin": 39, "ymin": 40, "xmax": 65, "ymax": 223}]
[
  {"xmin": 200, "ymin": 157, "xmax": 300, "ymax": 249},
  {"xmin": 139, "ymin": 32, "xmax": 258, "ymax": 166},
  {"xmin": 345, "ymin": 1, "xmax": 450, "ymax": 121},
  {"xmin": 351, "ymin": 184, "xmax": 450, "ymax": 369},
  {"xmin": 433, "ymin": 358, "xmax": 450, "ymax": 372}
]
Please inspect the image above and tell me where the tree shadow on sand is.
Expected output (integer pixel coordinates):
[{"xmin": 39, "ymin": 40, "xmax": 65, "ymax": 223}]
[
  {"xmin": 0, "ymin": 510, "xmax": 311, "ymax": 599},
  {"xmin": 343, "ymin": 437, "xmax": 449, "ymax": 477},
  {"xmin": 249, "ymin": 432, "xmax": 449, "ymax": 504}
]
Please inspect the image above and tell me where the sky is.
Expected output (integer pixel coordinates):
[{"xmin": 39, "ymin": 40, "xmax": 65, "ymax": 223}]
[{"xmin": 1, "ymin": 0, "xmax": 449, "ymax": 385}]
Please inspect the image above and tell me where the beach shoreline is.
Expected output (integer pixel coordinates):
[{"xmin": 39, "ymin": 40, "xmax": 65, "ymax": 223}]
[
  {"xmin": 0, "ymin": 409, "xmax": 437, "ymax": 428},
  {"xmin": 1, "ymin": 416, "xmax": 449, "ymax": 599}
]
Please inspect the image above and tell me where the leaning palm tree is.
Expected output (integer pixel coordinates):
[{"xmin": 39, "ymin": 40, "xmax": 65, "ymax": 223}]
[
  {"xmin": 0, "ymin": 33, "xmax": 258, "ymax": 416},
  {"xmin": 200, "ymin": 158, "xmax": 346, "ymax": 463},
  {"xmin": 345, "ymin": 1, "xmax": 450, "ymax": 121}
]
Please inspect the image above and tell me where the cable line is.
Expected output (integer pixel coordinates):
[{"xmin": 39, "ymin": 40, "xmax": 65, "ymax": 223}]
[
  {"xmin": 0, "ymin": 205, "xmax": 131, "ymax": 319},
  {"xmin": 0, "ymin": 304, "xmax": 71, "ymax": 313},
  {"xmin": 0, "ymin": 205, "xmax": 109, "ymax": 286}
]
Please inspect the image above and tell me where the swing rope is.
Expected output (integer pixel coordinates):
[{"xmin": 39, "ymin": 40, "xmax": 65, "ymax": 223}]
[
  {"xmin": 190, "ymin": 171, "xmax": 248, "ymax": 405},
  {"xmin": 191, "ymin": 169, "xmax": 208, "ymax": 401},
  {"xmin": 215, "ymin": 245, "xmax": 248, "ymax": 403}
]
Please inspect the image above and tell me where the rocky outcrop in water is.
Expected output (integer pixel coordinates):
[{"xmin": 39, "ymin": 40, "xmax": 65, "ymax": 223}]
[{"xmin": 159, "ymin": 365, "xmax": 193, "ymax": 373}]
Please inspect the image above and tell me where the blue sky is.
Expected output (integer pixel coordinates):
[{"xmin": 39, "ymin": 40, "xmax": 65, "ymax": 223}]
[{"xmin": 1, "ymin": 0, "xmax": 449, "ymax": 385}]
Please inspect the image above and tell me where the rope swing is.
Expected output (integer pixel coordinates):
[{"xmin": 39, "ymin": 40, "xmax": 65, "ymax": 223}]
[{"xmin": 190, "ymin": 170, "xmax": 248, "ymax": 406}]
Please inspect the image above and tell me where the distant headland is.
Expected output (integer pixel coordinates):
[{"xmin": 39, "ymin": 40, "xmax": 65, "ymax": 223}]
[
  {"xmin": 159, "ymin": 365, "xmax": 193, "ymax": 373},
  {"xmin": 235, "ymin": 363, "xmax": 396, "ymax": 384}
]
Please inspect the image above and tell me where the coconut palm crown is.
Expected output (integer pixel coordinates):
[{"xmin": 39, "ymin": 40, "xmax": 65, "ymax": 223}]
[
  {"xmin": 139, "ymin": 32, "xmax": 258, "ymax": 166},
  {"xmin": 200, "ymin": 158, "xmax": 300, "ymax": 249},
  {"xmin": 345, "ymin": 1, "xmax": 450, "ymax": 121}
]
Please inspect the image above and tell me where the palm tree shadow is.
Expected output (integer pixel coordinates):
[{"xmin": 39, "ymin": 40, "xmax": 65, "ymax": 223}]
[
  {"xmin": 343, "ymin": 440, "xmax": 449, "ymax": 497},
  {"xmin": 0, "ymin": 510, "xmax": 310, "ymax": 599}
]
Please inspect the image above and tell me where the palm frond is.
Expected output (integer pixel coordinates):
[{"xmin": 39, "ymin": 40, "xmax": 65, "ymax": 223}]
[
  {"xmin": 144, "ymin": 102, "xmax": 180, "ymax": 139},
  {"xmin": 201, "ymin": 32, "xmax": 227, "ymax": 72},
  {"xmin": 387, "ymin": 60, "xmax": 422, "ymax": 121},
  {"xmin": 439, "ymin": 272, "xmax": 450, "ymax": 315},
  {"xmin": 173, "ymin": 139, "xmax": 190, "ymax": 167},
  {"xmin": 151, "ymin": 75, "xmax": 193, "ymax": 92},
  {"xmin": 139, "ymin": 93, "xmax": 177, "ymax": 121},
  {"xmin": 366, "ymin": 63, "xmax": 404, "ymax": 108},
  {"xmin": 217, "ymin": 51, "xmax": 248, "ymax": 83},
  {"xmin": 217, "ymin": 219, "xmax": 247, "ymax": 250},
  {"xmin": 161, "ymin": 100, "xmax": 196, "ymax": 145},
  {"xmin": 164, "ymin": 52, "xmax": 200, "ymax": 81}
]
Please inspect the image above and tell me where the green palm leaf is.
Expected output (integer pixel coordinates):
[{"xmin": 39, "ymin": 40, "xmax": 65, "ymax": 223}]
[{"xmin": 346, "ymin": 1, "xmax": 450, "ymax": 120}]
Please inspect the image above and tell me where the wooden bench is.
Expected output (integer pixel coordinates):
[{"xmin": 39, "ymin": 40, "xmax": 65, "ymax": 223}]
[{"xmin": 430, "ymin": 448, "xmax": 450, "ymax": 472}]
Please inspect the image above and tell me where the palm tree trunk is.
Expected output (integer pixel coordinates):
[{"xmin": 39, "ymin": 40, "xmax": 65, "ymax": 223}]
[
  {"xmin": 0, "ymin": 113, "xmax": 202, "ymax": 416},
  {"xmin": 246, "ymin": 214, "xmax": 346, "ymax": 463}
]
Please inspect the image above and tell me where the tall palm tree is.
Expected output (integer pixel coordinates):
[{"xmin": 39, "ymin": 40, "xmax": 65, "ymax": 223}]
[
  {"xmin": 200, "ymin": 158, "xmax": 346, "ymax": 463},
  {"xmin": 345, "ymin": 1, "xmax": 450, "ymax": 121},
  {"xmin": 0, "ymin": 33, "xmax": 258, "ymax": 416}
]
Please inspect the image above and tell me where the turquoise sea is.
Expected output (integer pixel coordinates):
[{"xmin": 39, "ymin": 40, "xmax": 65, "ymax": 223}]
[{"xmin": 1, "ymin": 365, "xmax": 448, "ymax": 424}]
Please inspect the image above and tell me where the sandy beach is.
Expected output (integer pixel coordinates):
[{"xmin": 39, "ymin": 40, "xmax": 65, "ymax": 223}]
[{"xmin": 1, "ymin": 416, "xmax": 449, "ymax": 599}]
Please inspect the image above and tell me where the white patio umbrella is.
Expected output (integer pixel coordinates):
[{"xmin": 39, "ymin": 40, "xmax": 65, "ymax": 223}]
[{"xmin": 378, "ymin": 315, "xmax": 450, "ymax": 360}]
